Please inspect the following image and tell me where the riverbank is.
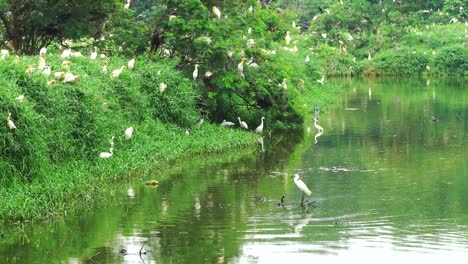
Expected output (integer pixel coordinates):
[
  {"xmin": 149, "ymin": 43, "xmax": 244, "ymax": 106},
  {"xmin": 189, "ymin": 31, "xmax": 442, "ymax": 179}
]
[{"xmin": 0, "ymin": 54, "xmax": 258, "ymax": 222}]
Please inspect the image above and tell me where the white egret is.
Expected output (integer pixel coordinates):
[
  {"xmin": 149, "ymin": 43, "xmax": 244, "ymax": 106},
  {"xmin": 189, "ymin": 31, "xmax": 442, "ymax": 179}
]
[
  {"xmin": 317, "ymin": 75, "xmax": 325, "ymax": 85},
  {"xmin": 285, "ymin": 31, "xmax": 291, "ymax": 45},
  {"xmin": 6, "ymin": 112, "xmax": 16, "ymax": 130},
  {"xmin": 294, "ymin": 174, "xmax": 312, "ymax": 201},
  {"xmin": 246, "ymin": 38, "xmax": 255, "ymax": 48},
  {"xmin": 255, "ymin": 117, "xmax": 265, "ymax": 133},
  {"xmin": 238, "ymin": 58, "xmax": 246, "ymax": 77},
  {"xmin": 248, "ymin": 5, "xmax": 253, "ymax": 13},
  {"xmin": 185, "ymin": 129, "xmax": 190, "ymax": 136},
  {"xmin": 71, "ymin": 51, "xmax": 82, "ymax": 57},
  {"xmin": 61, "ymin": 60, "xmax": 71, "ymax": 69},
  {"xmin": 238, "ymin": 117, "xmax": 248, "ymax": 129},
  {"xmin": 100, "ymin": 54, "xmax": 110, "ymax": 63},
  {"xmin": 128, "ymin": 58, "xmax": 135, "ymax": 70},
  {"xmin": 212, "ymin": 6, "xmax": 221, "ymax": 19},
  {"xmin": 278, "ymin": 78, "xmax": 287, "ymax": 90},
  {"xmin": 111, "ymin": 65, "xmax": 125, "ymax": 79},
  {"xmin": 90, "ymin": 50, "xmax": 97, "ymax": 60},
  {"xmin": 220, "ymin": 120, "xmax": 235, "ymax": 127},
  {"xmin": 193, "ymin": 64, "xmax": 199, "ymax": 80},
  {"xmin": 314, "ymin": 117, "xmax": 324, "ymax": 132},
  {"xmin": 16, "ymin": 95, "xmax": 25, "ymax": 103},
  {"xmin": 63, "ymin": 72, "xmax": 79, "ymax": 83},
  {"xmin": 99, "ymin": 147, "xmax": 113, "ymax": 159},
  {"xmin": 61, "ymin": 49, "xmax": 71, "ymax": 58},
  {"xmin": 124, "ymin": 0, "xmax": 131, "ymax": 9},
  {"xmin": 101, "ymin": 65, "xmax": 108, "ymax": 74},
  {"xmin": 125, "ymin": 126, "xmax": 134, "ymax": 139},
  {"xmin": 38, "ymin": 57, "xmax": 46, "ymax": 70},
  {"xmin": 159, "ymin": 82, "xmax": 167, "ymax": 93},
  {"xmin": 368, "ymin": 52, "xmax": 372, "ymax": 60},
  {"xmin": 195, "ymin": 116, "xmax": 204, "ymax": 126},
  {"xmin": 305, "ymin": 55, "xmax": 310, "ymax": 63},
  {"xmin": 54, "ymin": 71, "xmax": 65, "ymax": 80},
  {"xmin": 42, "ymin": 65, "xmax": 51, "ymax": 77}
]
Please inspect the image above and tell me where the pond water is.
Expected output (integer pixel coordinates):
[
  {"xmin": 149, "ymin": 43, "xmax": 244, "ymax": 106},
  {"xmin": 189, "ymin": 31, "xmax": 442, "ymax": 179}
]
[{"xmin": 1, "ymin": 78, "xmax": 467, "ymax": 263}]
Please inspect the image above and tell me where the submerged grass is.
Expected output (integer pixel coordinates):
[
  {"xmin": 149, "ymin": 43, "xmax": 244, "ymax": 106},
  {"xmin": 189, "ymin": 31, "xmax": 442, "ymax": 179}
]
[{"xmin": 0, "ymin": 53, "xmax": 255, "ymax": 222}]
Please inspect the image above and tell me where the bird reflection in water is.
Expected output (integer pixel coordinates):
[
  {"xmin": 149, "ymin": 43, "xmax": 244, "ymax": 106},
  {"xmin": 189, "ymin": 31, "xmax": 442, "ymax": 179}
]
[{"xmin": 256, "ymin": 137, "xmax": 265, "ymax": 152}]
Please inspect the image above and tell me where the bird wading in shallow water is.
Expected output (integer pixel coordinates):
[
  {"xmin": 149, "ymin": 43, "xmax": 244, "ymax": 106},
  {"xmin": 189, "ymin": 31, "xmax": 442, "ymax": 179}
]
[{"xmin": 293, "ymin": 174, "xmax": 312, "ymax": 202}]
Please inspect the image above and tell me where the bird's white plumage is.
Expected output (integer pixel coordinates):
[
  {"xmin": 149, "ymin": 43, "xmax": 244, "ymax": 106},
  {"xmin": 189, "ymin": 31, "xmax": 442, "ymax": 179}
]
[
  {"xmin": 255, "ymin": 117, "xmax": 265, "ymax": 133},
  {"xmin": 99, "ymin": 148, "xmax": 113, "ymax": 158},
  {"xmin": 238, "ymin": 117, "xmax": 248, "ymax": 129},
  {"xmin": 128, "ymin": 58, "xmax": 135, "ymax": 70},
  {"xmin": 294, "ymin": 174, "xmax": 312, "ymax": 196},
  {"xmin": 220, "ymin": 120, "xmax": 235, "ymax": 127},
  {"xmin": 125, "ymin": 126, "xmax": 134, "ymax": 139},
  {"xmin": 193, "ymin": 64, "xmax": 199, "ymax": 80},
  {"xmin": 314, "ymin": 117, "xmax": 323, "ymax": 132}
]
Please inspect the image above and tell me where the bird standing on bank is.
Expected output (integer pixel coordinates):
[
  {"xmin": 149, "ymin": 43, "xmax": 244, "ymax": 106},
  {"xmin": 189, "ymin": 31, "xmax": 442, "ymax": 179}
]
[
  {"xmin": 193, "ymin": 64, "xmax": 199, "ymax": 80},
  {"xmin": 255, "ymin": 117, "xmax": 265, "ymax": 133},
  {"xmin": 238, "ymin": 117, "xmax": 248, "ymax": 129}
]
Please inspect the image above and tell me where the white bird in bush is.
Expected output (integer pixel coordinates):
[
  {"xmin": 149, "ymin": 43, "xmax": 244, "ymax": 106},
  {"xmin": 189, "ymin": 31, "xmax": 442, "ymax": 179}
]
[
  {"xmin": 159, "ymin": 82, "xmax": 167, "ymax": 93},
  {"xmin": 111, "ymin": 65, "xmax": 125, "ymax": 79},
  {"xmin": 0, "ymin": 49, "xmax": 9, "ymax": 59},
  {"xmin": 90, "ymin": 50, "xmax": 97, "ymax": 60},
  {"xmin": 128, "ymin": 58, "xmax": 135, "ymax": 70},
  {"xmin": 61, "ymin": 49, "xmax": 71, "ymax": 58},
  {"xmin": 39, "ymin": 47, "xmax": 47, "ymax": 57},
  {"xmin": 101, "ymin": 65, "xmax": 108, "ymax": 74},
  {"xmin": 16, "ymin": 95, "xmax": 25, "ymax": 103},
  {"xmin": 255, "ymin": 117, "xmax": 265, "ymax": 133},
  {"xmin": 62, "ymin": 60, "xmax": 71, "ymax": 69},
  {"xmin": 99, "ymin": 147, "xmax": 113, "ymax": 159},
  {"xmin": 278, "ymin": 78, "xmax": 287, "ymax": 90},
  {"xmin": 317, "ymin": 75, "xmax": 325, "ymax": 85},
  {"xmin": 238, "ymin": 58, "xmax": 246, "ymax": 77},
  {"xmin": 248, "ymin": 5, "xmax": 253, "ymax": 13},
  {"xmin": 193, "ymin": 64, "xmax": 199, "ymax": 80},
  {"xmin": 212, "ymin": 6, "xmax": 221, "ymax": 19},
  {"xmin": 124, "ymin": 0, "xmax": 131, "ymax": 9},
  {"xmin": 125, "ymin": 127, "xmax": 134, "ymax": 139},
  {"xmin": 285, "ymin": 31, "xmax": 291, "ymax": 45},
  {"xmin": 63, "ymin": 72, "xmax": 79, "ymax": 83},
  {"xmin": 38, "ymin": 58, "xmax": 46, "ymax": 70},
  {"xmin": 238, "ymin": 117, "xmax": 248, "ymax": 129},
  {"xmin": 25, "ymin": 65, "xmax": 35, "ymax": 74},
  {"xmin": 54, "ymin": 71, "xmax": 65, "ymax": 80},
  {"xmin": 6, "ymin": 112, "xmax": 16, "ymax": 130},
  {"xmin": 220, "ymin": 120, "xmax": 235, "ymax": 127},
  {"xmin": 100, "ymin": 54, "xmax": 110, "ymax": 63},
  {"xmin": 305, "ymin": 55, "xmax": 310, "ymax": 63},
  {"xmin": 294, "ymin": 174, "xmax": 312, "ymax": 201},
  {"xmin": 42, "ymin": 65, "xmax": 51, "ymax": 77}
]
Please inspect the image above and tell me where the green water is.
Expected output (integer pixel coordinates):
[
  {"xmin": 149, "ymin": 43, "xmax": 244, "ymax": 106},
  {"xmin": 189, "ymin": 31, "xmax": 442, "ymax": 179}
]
[{"xmin": 1, "ymin": 78, "xmax": 467, "ymax": 263}]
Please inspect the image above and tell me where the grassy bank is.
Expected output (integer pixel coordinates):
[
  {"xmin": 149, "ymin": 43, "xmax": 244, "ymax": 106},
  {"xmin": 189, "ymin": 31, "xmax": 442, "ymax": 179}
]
[{"xmin": 0, "ymin": 53, "xmax": 256, "ymax": 222}]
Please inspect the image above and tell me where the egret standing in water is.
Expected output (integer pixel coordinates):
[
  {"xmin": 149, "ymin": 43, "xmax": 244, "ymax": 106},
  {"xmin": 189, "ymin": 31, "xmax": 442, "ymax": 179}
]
[
  {"xmin": 255, "ymin": 116, "xmax": 265, "ymax": 133},
  {"xmin": 294, "ymin": 174, "xmax": 312, "ymax": 202},
  {"xmin": 314, "ymin": 117, "xmax": 324, "ymax": 132}
]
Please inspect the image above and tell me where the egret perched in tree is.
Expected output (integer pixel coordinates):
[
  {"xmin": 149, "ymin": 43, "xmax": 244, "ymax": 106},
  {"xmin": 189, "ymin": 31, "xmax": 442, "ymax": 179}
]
[
  {"xmin": 193, "ymin": 64, "xmax": 199, "ymax": 80},
  {"xmin": 128, "ymin": 58, "xmax": 135, "ymax": 70},
  {"xmin": 285, "ymin": 31, "xmax": 291, "ymax": 45},
  {"xmin": 294, "ymin": 174, "xmax": 312, "ymax": 202},
  {"xmin": 238, "ymin": 58, "xmax": 246, "ymax": 77},
  {"xmin": 63, "ymin": 72, "xmax": 79, "ymax": 83},
  {"xmin": 220, "ymin": 120, "xmax": 235, "ymax": 127},
  {"xmin": 255, "ymin": 117, "xmax": 265, "ymax": 133},
  {"xmin": 238, "ymin": 117, "xmax": 248, "ymax": 129},
  {"xmin": 6, "ymin": 112, "xmax": 16, "ymax": 130},
  {"xmin": 125, "ymin": 127, "xmax": 134, "ymax": 139},
  {"xmin": 16, "ymin": 95, "xmax": 24, "ymax": 103},
  {"xmin": 317, "ymin": 75, "xmax": 325, "ymax": 85},
  {"xmin": 212, "ymin": 6, "xmax": 221, "ymax": 19},
  {"xmin": 39, "ymin": 47, "xmax": 47, "ymax": 57},
  {"xmin": 111, "ymin": 65, "xmax": 125, "ymax": 79},
  {"xmin": 99, "ymin": 147, "xmax": 113, "ymax": 159}
]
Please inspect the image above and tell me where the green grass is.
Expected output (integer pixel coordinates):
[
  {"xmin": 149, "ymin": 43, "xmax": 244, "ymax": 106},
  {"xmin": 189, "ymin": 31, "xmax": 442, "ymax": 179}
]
[{"xmin": 0, "ymin": 53, "xmax": 256, "ymax": 222}]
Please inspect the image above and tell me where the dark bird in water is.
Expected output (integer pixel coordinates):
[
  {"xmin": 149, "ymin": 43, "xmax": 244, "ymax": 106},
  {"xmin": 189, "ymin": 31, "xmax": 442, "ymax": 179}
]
[
  {"xmin": 431, "ymin": 116, "xmax": 439, "ymax": 123},
  {"xmin": 195, "ymin": 116, "xmax": 204, "ymax": 126},
  {"xmin": 277, "ymin": 195, "xmax": 286, "ymax": 206},
  {"xmin": 252, "ymin": 195, "xmax": 266, "ymax": 202}
]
